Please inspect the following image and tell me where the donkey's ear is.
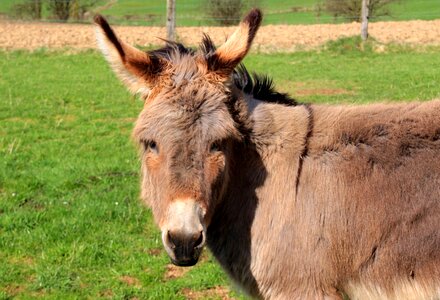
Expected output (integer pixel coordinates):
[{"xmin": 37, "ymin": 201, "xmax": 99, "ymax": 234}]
[
  {"xmin": 208, "ymin": 9, "xmax": 262, "ymax": 78},
  {"xmin": 94, "ymin": 15, "xmax": 163, "ymax": 97}
]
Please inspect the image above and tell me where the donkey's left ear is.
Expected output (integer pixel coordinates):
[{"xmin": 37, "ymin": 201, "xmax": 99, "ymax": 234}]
[
  {"xmin": 94, "ymin": 15, "xmax": 164, "ymax": 97},
  {"xmin": 207, "ymin": 9, "xmax": 262, "ymax": 78}
]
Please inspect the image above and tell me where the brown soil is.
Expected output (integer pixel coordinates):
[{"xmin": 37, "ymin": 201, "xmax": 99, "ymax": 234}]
[
  {"xmin": 119, "ymin": 275, "xmax": 141, "ymax": 287},
  {"xmin": 164, "ymin": 263, "xmax": 191, "ymax": 280},
  {"xmin": 145, "ymin": 247, "xmax": 163, "ymax": 256},
  {"xmin": 163, "ymin": 252, "xmax": 210, "ymax": 280},
  {"xmin": 1, "ymin": 20, "xmax": 440, "ymax": 52},
  {"xmin": 181, "ymin": 286, "xmax": 233, "ymax": 300}
]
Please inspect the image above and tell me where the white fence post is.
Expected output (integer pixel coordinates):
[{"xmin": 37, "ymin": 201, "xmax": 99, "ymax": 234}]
[
  {"xmin": 166, "ymin": 0, "xmax": 176, "ymax": 41},
  {"xmin": 361, "ymin": 0, "xmax": 370, "ymax": 41}
]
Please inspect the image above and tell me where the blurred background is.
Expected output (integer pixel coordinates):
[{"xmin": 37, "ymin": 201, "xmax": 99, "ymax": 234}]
[{"xmin": 1, "ymin": 0, "xmax": 439, "ymax": 26}]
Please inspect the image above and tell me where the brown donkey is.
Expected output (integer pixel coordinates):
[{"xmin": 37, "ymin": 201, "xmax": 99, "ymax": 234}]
[{"xmin": 94, "ymin": 9, "xmax": 440, "ymax": 300}]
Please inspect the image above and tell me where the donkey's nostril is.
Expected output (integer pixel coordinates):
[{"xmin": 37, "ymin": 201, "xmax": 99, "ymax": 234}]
[
  {"xmin": 167, "ymin": 230, "xmax": 204, "ymax": 250},
  {"xmin": 167, "ymin": 231, "xmax": 177, "ymax": 249},
  {"xmin": 165, "ymin": 230, "xmax": 205, "ymax": 267},
  {"xmin": 194, "ymin": 231, "xmax": 204, "ymax": 248}
]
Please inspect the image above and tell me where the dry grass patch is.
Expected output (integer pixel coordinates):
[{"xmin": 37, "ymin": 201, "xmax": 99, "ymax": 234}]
[
  {"xmin": 295, "ymin": 88, "xmax": 352, "ymax": 96},
  {"xmin": 3, "ymin": 284, "xmax": 25, "ymax": 297},
  {"xmin": 9, "ymin": 256, "xmax": 35, "ymax": 266},
  {"xmin": 99, "ymin": 289, "xmax": 114, "ymax": 298},
  {"xmin": 4, "ymin": 117, "xmax": 36, "ymax": 123}
]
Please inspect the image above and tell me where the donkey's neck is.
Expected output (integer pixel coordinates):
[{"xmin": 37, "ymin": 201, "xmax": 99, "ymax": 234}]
[
  {"xmin": 248, "ymin": 99, "xmax": 311, "ymax": 157},
  {"xmin": 207, "ymin": 101, "xmax": 312, "ymax": 297}
]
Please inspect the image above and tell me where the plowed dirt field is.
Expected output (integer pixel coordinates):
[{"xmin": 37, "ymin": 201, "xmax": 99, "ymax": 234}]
[{"xmin": 1, "ymin": 20, "xmax": 440, "ymax": 51}]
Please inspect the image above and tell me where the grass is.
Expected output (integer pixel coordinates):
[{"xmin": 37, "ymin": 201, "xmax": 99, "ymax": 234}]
[
  {"xmin": 1, "ymin": 0, "xmax": 439, "ymax": 25},
  {"xmin": 0, "ymin": 50, "xmax": 237, "ymax": 299},
  {"xmin": 380, "ymin": 0, "xmax": 440, "ymax": 22},
  {"xmin": 244, "ymin": 39, "xmax": 440, "ymax": 103},
  {"xmin": 1, "ymin": 41, "xmax": 440, "ymax": 298}
]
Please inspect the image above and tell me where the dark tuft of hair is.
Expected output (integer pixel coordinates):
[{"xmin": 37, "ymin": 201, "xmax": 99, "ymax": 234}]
[
  {"xmin": 200, "ymin": 34, "xmax": 217, "ymax": 56},
  {"xmin": 148, "ymin": 40, "xmax": 195, "ymax": 60},
  {"xmin": 233, "ymin": 64, "xmax": 298, "ymax": 106},
  {"xmin": 242, "ymin": 8, "xmax": 263, "ymax": 45},
  {"xmin": 200, "ymin": 34, "xmax": 228, "ymax": 73},
  {"xmin": 94, "ymin": 14, "xmax": 125, "ymax": 60}
]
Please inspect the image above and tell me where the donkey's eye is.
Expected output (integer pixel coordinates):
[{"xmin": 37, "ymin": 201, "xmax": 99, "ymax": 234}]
[
  {"xmin": 144, "ymin": 140, "xmax": 159, "ymax": 154},
  {"xmin": 210, "ymin": 141, "xmax": 222, "ymax": 153}
]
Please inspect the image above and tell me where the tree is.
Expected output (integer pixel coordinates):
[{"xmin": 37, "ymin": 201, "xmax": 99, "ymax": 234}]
[
  {"xmin": 48, "ymin": 0, "xmax": 72, "ymax": 21},
  {"xmin": 324, "ymin": 0, "xmax": 398, "ymax": 22},
  {"xmin": 204, "ymin": 0, "xmax": 260, "ymax": 26},
  {"xmin": 12, "ymin": 0, "xmax": 42, "ymax": 20},
  {"xmin": 48, "ymin": 0, "xmax": 98, "ymax": 21},
  {"xmin": 70, "ymin": 0, "xmax": 98, "ymax": 20},
  {"xmin": 205, "ymin": 0, "xmax": 243, "ymax": 25}
]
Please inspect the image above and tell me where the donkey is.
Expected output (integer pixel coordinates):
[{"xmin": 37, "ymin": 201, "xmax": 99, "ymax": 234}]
[{"xmin": 93, "ymin": 9, "xmax": 440, "ymax": 300}]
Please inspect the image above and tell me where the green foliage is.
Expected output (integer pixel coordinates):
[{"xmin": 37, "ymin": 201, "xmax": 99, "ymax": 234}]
[{"xmin": 1, "ymin": 45, "xmax": 440, "ymax": 298}]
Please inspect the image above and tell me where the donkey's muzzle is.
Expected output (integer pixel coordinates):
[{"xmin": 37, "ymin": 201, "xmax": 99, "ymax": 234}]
[
  {"xmin": 165, "ymin": 230, "xmax": 204, "ymax": 266},
  {"xmin": 161, "ymin": 199, "xmax": 206, "ymax": 266}
]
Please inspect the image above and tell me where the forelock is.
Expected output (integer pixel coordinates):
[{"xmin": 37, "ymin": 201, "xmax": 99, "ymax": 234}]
[{"xmin": 133, "ymin": 83, "xmax": 239, "ymax": 146}]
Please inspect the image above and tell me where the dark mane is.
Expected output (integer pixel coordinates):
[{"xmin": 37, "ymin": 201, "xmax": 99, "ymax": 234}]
[
  {"xmin": 147, "ymin": 35, "xmax": 297, "ymax": 107},
  {"xmin": 232, "ymin": 64, "xmax": 298, "ymax": 106}
]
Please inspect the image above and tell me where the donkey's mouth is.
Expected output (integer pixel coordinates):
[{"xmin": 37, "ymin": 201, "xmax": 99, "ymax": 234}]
[
  {"xmin": 168, "ymin": 243, "xmax": 204, "ymax": 267},
  {"xmin": 171, "ymin": 257, "xmax": 199, "ymax": 267}
]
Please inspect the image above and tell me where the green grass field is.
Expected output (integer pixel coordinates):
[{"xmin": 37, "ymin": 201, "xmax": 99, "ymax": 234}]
[
  {"xmin": 1, "ymin": 42, "xmax": 440, "ymax": 299},
  {"xmin": 1, "ymin": 0, "xmax": 439, "ymax": 25}
]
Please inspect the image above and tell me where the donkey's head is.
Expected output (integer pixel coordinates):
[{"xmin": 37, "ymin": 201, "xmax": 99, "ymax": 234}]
[{"xmin": 95, "ymin": 9, "xmax": 262, "ymax": 266}]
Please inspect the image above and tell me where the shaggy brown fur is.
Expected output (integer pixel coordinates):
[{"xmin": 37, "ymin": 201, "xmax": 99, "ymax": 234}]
[{"xmin": 94, "ymin": 9, "xmax": 440, "ymax": 300}]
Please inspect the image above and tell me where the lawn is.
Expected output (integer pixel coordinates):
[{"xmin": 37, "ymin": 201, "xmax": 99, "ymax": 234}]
[
  {"xmin": 1, "ymin": 43, "xmax": 440, "ymax": 299},
  {"xmin": 0, "ymin": 50, "xmax": 235, "ymax": 299}
]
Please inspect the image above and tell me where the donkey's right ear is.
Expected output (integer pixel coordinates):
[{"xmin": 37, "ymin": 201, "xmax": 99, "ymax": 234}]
[
  {"xmin": 206, "ymin": 9, "xmax": 262, "ymax": 79},
  {"xmin": 94, "ymin": 15, "xmax": 163, "ymax": 97}
]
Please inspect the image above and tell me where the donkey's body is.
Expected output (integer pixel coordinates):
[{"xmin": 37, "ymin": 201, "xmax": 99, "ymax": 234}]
[
  {"xmin": 209, "ymin": 100, "xmax": 440, "ymax": 299},
  {"xmin": 94, "ymin": 9, "xmax": 440, "ymax": 299}
]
